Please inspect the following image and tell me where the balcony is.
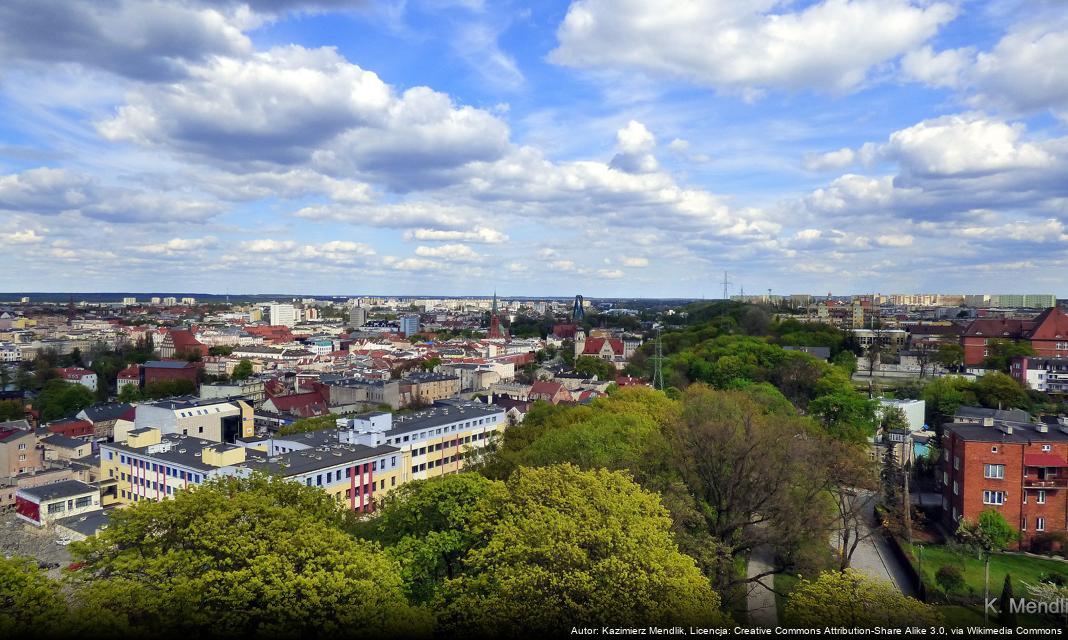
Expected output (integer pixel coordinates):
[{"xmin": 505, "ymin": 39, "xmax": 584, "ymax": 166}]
[{"xmin": 1023, "ymin": 477, "xmax": 1068, "ymax": 489}]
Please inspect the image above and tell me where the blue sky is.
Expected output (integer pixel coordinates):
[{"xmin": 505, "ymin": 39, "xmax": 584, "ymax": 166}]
[{"xmin": 1, "ymin": 0, "xmax": 1067, "ymax": 297}]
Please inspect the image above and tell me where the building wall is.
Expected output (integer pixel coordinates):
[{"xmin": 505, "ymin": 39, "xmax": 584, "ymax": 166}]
[
  {"xmin": 941, "ymin": 433, "xmax": 1068, "ymax": 547},
  {"xmin": 0, "ymin": 431, "xmax": 41, "ymax": 477},
  {"xmin": 16, "ymin": 489, "xmax": 99, "ymax": 526}
]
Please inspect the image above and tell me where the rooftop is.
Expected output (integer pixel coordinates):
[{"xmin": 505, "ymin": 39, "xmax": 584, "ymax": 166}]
[
  {"xmin": 243, "ymin": 442, "xmax": 398, "ymax": 476},
  {"xmin": 18, "ymin": 480, "xmax": 97, "ymax": 501}
]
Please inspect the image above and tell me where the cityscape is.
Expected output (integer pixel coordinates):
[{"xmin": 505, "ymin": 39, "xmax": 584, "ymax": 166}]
[{"xmin": 2, "ymin": 0, "xmax": 1068, "ymax": 637}]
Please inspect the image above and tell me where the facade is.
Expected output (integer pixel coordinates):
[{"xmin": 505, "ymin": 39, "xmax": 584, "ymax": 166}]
[
  {"xmin": 200, "ymin": 380, "xmax": 266, "ymax": 404},
  {"xmin": 15, "ymin": 480, "xmax": 100, "ymax": 526},
  {"xmin": 158, "ymin": 329, "xmax": 209, "ymax": 359},
  {"xmin": 349, "ymin": 305, "xmax": 367, "ymax": 327},
  {"xmin": 56, "ymin": 367, "xmax": 98, "ymax": 392},
  {"xmin": 961, "ymin": 307, "xmax": 1068, "ymax": 366},
  {"xmin": 335, "ymin": 401, "xmax": 507, "ymax": 482},
  {"xmin": 76, "ymin": 403, "xmax": 133, "ymax": 440},
  {"xmin": 141, "ymin": 360, "xmax": 201, "ymax": 388},
  {"xmin": 1011, "ymin": 356, "xmax": 1068, "ymax": 394},
  {"xmin": 0, "ymin": 423, "xmax": 42, "ymax": 476},
  {"xmin": 940, "ymin": 417, "xmax": 1068, "ymax": 547},
  {"xmin": 399, "ymin": 315, "xmax": 420, "ymax": 337},
  {"xmin": 133, "ymin": 396, "xmax": 254, "ymax": 443},
  {"xmin": 403, "ymin": 372, "xmax": 460, "ymax": 405},
  {"xmin": 268, "ymin": 304, "xmax": 298, "ymax": 327}
]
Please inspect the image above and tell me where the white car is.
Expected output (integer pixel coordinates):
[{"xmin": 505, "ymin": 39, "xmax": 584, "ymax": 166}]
[{"xmin": 56, "ymin": 539, "xmax": 72, "ymax": 546}]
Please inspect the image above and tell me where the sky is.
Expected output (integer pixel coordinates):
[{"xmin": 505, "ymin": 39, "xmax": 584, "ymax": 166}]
[{"xmin": 1, "ymin": 0, "xmax": 1067, "ymax": 298}]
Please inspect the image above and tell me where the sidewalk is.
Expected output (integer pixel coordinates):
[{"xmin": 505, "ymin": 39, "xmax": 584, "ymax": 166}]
[{"xmin": 746, "ymin": 545, "xmax": 778, "ymax": 627}]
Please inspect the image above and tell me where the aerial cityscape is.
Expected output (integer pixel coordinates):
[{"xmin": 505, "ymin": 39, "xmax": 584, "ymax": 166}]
[{"xmin": 2, "ymin": 0, "xmax": 1068, "ymax": 637}]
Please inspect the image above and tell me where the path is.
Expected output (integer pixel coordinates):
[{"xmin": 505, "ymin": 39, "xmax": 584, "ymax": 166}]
[
  {"xmin": 833, "ymin": 491, "xmax": 916, "ymax": 597},
  {"xmin": 746, "ymin": 544, "xmax": 778, "ymax": 627}
]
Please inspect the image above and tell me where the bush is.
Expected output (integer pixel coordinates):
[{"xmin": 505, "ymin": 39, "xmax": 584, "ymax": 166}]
[
  {"xmin": 1037, "ymin": 572, "xmax": 1067, "ymax": 587},
  {"xmin": 1031, "ymin": 531, "xmax": 1068, "ymax": 556},
  {"xmin": 935, "ymin": 565, "xmax": 964, "ymax": 595}
]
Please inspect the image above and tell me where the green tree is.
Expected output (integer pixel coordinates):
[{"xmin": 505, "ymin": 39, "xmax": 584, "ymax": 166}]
[
  {"xmin": 784, "ymin": 569, "xmax": 940, "ymax": 628},
  {"xmin": 975, "ymin": 372, "xmax": 1030, "ymax": 411},
  {"xmin": 808, "ymin": 391, "xmax": 878, "ymax": 442},
  {"xmin": 921, "ymin": 376, "xmax": 978, "ymax": 435},
  {"xmin": 0, "ymin": 556, "xmax": 67, "ymax": 636},
  {"xmin": 935, "ymin": 343, "xmax": 964, "ymax": 371},
  {"xmin": 957, "ymin": 509, "xmax": 1021, "ymax": 623},
  {"xmin": 116, "ymin": 384, "xmax": 143, "ymax": 403},
  {"xmin": 360, "ymin": 474, "xmax": 496, "ymax": 604},
  {"xmin": 70, "ymin": 474, "xmax": 430, "ymax": 637},
  {"xmin": 982, "ymin": 339, "xmax": 1035, "ymax": 373},
  {"xmin": 231, "ymin": 359, "xmax": 253, "ymax": 381},
  {"xmin": 0, "ymin": 399, "xmax": 24, "ymax": 421},
  {"xmin": 574, "ymin": 355, "xmax": 617, "ymax": 381},
  {"xmin": 437, "ymin": 464, "xmax": 728, "ymax": 634},
  {"xmin": 36, "ymin": 378, "xmax": 95, "ymax": 422},
  {"xmin": 999, "ymin": 573, "xmax": 1017, "ymax": 626}
]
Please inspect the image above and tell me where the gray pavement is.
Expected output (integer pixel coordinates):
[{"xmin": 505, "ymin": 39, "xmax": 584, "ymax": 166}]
[{"xmin": 746, "ymin": 544, "xmax": 778, "ymax": 627}]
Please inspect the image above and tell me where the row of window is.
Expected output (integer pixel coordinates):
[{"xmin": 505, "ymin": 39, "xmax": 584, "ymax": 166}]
[
  {"xmin": 387, "ymin": 416, "xmax": 499, "ymax": 445},
  {"xmin": 412, "ymin": 454, "xmax": 460, "ymax": 474},
  {"xmin": 120, "ymin": 456, "xmax": 204, "ymax": 484},
  {"xmin": 411, "ymin": 432, "xmax": 488, "ymax": 456},
  {"xmin": 45, "ymin": 496, "xmax": 93, "ymax": 515}
]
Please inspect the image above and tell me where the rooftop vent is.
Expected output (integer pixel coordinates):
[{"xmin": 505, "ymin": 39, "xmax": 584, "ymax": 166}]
[
  {"xmin": 996, "ymin": 423, "xmax": 1013, "ymax": 436},
  {"xmin": 1035, "ymin": 424, "xmax": 1049, "ymax": 433},
  {"xmin": 982, "ymin": 417, "xmax": 995, "ymax": 427}
]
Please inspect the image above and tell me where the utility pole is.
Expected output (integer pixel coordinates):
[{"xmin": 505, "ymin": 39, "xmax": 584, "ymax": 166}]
[
  {"xmin": 651, "ymin": 326, "xmax": 665, "ymax": 391},
  {"xmin": 721, "ymin": 271, "xmax": 731, "ymax": 301}
]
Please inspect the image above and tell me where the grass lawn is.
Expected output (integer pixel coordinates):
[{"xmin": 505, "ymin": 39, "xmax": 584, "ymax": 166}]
[{"xmin": 905, "ymin": 542, "xmax": 1068, "ymax": 599}]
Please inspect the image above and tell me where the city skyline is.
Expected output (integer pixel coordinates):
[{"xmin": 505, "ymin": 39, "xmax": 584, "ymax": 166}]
[{"xmin": 2, "ymin": 1, "xmax": 1068, "ymax": 296}]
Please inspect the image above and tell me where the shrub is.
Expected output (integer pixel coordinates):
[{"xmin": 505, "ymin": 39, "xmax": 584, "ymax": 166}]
[{"xmin": 935, "ymin": 565, "xmax": 965, "ymax": 595}]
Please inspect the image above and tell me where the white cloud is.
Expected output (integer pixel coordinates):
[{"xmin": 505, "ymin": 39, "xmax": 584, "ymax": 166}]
[
  {"xmin": 550, "ymin": 0, "xmax": 957, "ymax": 94},
  {"xmin": 900, "ymin": 45, "xmax": 971, "ymax": 89},
  {"xmin": 414, "ymin": 244, "xmax": 482, "ymax": 261},
  {"xmin": 403, "ymin": 227, "xmax": 508, "ymax": 244},
  {"xmin": 885, "ymin": 113, "xmax": 1053, "ymax": 177},
  {"xmin": 293, "ymin": 201, "xmax": 477, "ymax": 229},
  {"xmin": 140, "ymin": 237, "xmax": 218, "ymax": 254},
  {"xmin": 241, "ymin": 239, "xmax": 297, "ymax": 253},
  {"xmin": 803, "ymin": 147, "xmax": 857, "ymax": 171},
  {"xmin": 597, "ymin": 268, "xmax": 624, "ymax": 278},
  {"xmin": 621, "ymin": 256, "xmax": 648, "ymax": 267},
  {"xmin": 874, "ymin": 234, "xmax": 913, "ymax": 247},
  {"xmin": 550, "ymin": 259, "xmax": 576, "ymax": 271},
  {"xmin": 3, "ymin": 229, "xmax": 45, "ymax": 245}
]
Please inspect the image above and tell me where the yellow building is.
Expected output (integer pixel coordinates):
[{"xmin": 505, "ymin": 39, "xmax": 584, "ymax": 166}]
[{"xmin": 99, "ymin": 426, "xmax": 406, "ymax": 512}]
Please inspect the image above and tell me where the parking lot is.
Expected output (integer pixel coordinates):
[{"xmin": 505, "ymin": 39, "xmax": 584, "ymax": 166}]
[{"xmin": 0, "ymin": 511, "xmax": 73, "ymax": 579}]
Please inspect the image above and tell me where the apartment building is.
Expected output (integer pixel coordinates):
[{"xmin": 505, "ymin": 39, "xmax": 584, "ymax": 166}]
[
  {"xmin": 961, "ymin": 307, "xmax": 1068, "ymax": 366},
  {"xmin": 100, "ymin": 427, "xmax": 403, "ymax": 512},
  {"xmin": 1010, "ymin": 356, "xmax": 1068, "ymax": 394},
  {"xmin": 132, "ymin": 396, "xmax": 254, "ymax": 443},
  {"xmin": 940, "ymin": 414, "xmax": 1068, "ymax": 547}
]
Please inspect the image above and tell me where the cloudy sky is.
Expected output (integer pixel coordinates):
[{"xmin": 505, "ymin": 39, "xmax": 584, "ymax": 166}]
[{"xmin": 1, "ymin": 0, "xmax": 1067, "ymax": 297}]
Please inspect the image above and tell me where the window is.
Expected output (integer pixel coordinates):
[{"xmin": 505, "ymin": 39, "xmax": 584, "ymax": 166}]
[
  {"xmin": 984, "ymin": 464, "xmax": 1005, "ymax": 479},
  {"xmin": 75, "ymin": 496, "xmax": 92, "ymax": 509},
  {"xmin": 47, "ymin": 502, "xmax": 65, "ymax": 514},
  {"xmin": 991, "ymin": 446, "xmax": 998, "ymax": 453},
  {"xmin": 953, "ymin": 481, "xmax": 959, "ymax": 495},
  {"xmin": 1038, "ymin": 490, "xmax": 1047, "ymax": 504},
  {"xmin": 953, "ymin": 456, "xmax": 960, "ymax": 470},
  {"xmin": 1042, "ymin": 444, "xmax": 1052, "ymax": 452},
  {"xmin": 1022, "ymin": 517, "xmax": 1027, "ymax": 531},
  {"xmin": 983, "ymin": 490, "xmax": 1005, "ymax": 505},
  {"xmin": 18, "ymin": 443, "xmax": 26, "ymax": 450},
  {"xmin": 1037, "ymin": 517, "xmax": 1046, "ymax": 532}
]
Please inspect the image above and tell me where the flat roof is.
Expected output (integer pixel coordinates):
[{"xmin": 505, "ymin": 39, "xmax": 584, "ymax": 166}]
[
  {"xmin": 243, "ymin": 443, "xmax": 398, "ymax": 476},
  {"xmin": 945, "ymin": 421, "xmax": 1068, "ymax": 444},
  {"xmin": 56, "ymin": 508, "xmax": 114, "ymax": 537},
  {"xmin": 19, "ymin": 480, "xmax": 96, "ymax": 501},
  {"xmin": 386, "ymin": 402, "xmax": 503, "ymax": 437}
]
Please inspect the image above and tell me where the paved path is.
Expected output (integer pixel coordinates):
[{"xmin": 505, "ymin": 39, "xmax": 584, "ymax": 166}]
[
  {"xmin": 833, "ymin": 492, "xmax": 916, "ymax": 597},
  {"xmin": 746, "ymin": 544, "xmax": 778, "ymax": 627}
]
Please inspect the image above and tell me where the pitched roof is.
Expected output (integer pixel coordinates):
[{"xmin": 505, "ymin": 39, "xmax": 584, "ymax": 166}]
[
  {"xmin": 581, "ymin": 337, "xmax": 624, "ymax": 355},
  {"xmin": 963, "ymin": 318, "xmax": 1034, "ymax": 338},
  {"xmin": 1025, "ymin": 307, "xmax": 1068, "ymax": 340}
]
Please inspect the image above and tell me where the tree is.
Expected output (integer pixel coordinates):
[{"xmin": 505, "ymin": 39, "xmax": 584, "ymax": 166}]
[
  {"xmin": 935, "ymin": 343, "xmax": 964, "ymax": 371},
  {"xmin": 437, "ymin": 464, "xmax": 728, "ymax": 635},
  {"xmin": 231, "ymin": 359, "xmax": 253, "ymax": 381},
  {"xmin": 574, "ymin": 355, "xmax": 617, "ymax": 381},
  {"xmin": 982, "ymin": 339, "xmax": 1035, "ymax": 373},
  {"xmin": 0, "ymin": 556, "xmax": 67, "ymax": 636},
  {"xmin": 957, "ymin": 509, "xmax": 1020, "ymax": 623},
  {"xmin": 921, "ymin": 376, "xmax": 978, "ymax": 437},
  {"xmin": 0, "ymin": 399, "xmax": 24, "ymax": 421},
  {"xmin": 784, "ymin": 569, "xmax": 940, "ymax": 628},
  {"xmin": 36, "ymin": 378, "xmax": 95, "ymax": 422},
  {"xmin": 808, "ymin": 391, "xmax": 878, "ymax": 442},
  {"xmin": 667, "ymin": 385, "xmax": 832, "ymax": 593},
  {"xmin": 999, "ymin": 573, "xmax": 1017, "ymax": 626},
  {"xmin": 975, "ymin": 372, "xmax": 1029, "ymax": 411},
  {"xmin": 116, "ymin": 384, "xmax": 143, "ymax": 403},
  {"xmin": 359, "ymin": 474, "xmax": 496, "ymax": 604},
  {"xmin": 832, "ymin": 350, "xmax": 857, "ymax": 375},
  {"xmin": 826, "ymin": 441, "xmax": 879, "ymax": 572},
  {"xmin": 70, "ymin": 474, "xmax": 430, "ymax": 637}
]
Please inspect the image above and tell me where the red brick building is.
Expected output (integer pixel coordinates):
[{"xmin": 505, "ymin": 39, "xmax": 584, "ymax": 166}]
[
  {"xmin": 46, "ymin": 418, "xmax": 95, "ymax": 439},
  {"xmin": 158, "ymin": 329, "xmax": 208, "ymax": 359},
  {"xmin": 961, "ymin": 307, "xmax": 1068, "ymax": 366},
  {"xmin": 941, "ymin": 417, "xmax": 1068, "ymax": 548},
  {"xmin": 141, "ymin": 360, "xmax": 201, "ymax": 387}
]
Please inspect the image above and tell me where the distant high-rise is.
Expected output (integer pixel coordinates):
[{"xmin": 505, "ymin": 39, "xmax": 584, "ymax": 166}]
[
  {"xmin": 269, "ymin": 303, "xmax": 297, "ymax": 327},
  {"xmin": 572, "ymin": 295, "xmax": 585, "ymax": 321},
  {"xmin": 399, "ymin": 315, "xmax": 420, "ymax": 337},
  {"xmin": 349, "ymin": 304, "xmax": 367, "ymax": 327}
]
